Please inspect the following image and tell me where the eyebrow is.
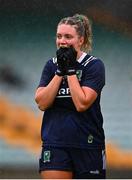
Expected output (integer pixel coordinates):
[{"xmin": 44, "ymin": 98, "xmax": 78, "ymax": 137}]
[{"xmin": 56, "ymin": 33, "xmax": 73, "ymax": 36}]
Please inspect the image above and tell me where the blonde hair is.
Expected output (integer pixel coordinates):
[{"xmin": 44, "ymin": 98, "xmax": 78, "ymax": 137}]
[{"xmin": 58, "ymin": 14, "xmax": 92, "ymax": 52}]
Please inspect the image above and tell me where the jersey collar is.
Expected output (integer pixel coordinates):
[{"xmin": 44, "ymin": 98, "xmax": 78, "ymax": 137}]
[{"xmin": 77, "ymin": 52, "xmax": 87, "ymax": 63}]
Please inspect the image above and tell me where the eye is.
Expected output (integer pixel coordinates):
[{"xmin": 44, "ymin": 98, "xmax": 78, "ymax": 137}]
[
  {"xmin": 56, "ymin": 34, "xmax": 62, "ymax": 39},
  {"xmin": 65, "ymin": 34, "xmax": 72, "ymax": 39}
]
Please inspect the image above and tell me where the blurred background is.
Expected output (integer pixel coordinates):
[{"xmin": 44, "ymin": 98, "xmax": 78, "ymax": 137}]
[{"xmin": 0, "ymin": 0, "xmax": 132, "ymax": 178}]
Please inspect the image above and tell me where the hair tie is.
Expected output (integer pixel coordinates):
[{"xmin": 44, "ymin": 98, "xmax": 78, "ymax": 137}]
[{"xmin": 78, "ymin": 15, "xmax": 83, "ymax": 22}]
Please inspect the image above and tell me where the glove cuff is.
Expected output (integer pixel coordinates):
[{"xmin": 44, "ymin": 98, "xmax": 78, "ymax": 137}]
[
  {"xmin": 67, "ymin": 69, "xmax": 76, "ymax": 76},
  {"xmin": 56, "ymin": 69, "xmax": 63, "ymax": 76}
]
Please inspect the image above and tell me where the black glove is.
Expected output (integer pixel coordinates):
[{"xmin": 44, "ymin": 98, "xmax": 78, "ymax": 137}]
[
  {"xmin": 56, "ymin": 47, "xmax": 68, "ymax": 76},
  {"xmin": 63, "ymin": 46, "xmax": 77, "ymax": 75}
]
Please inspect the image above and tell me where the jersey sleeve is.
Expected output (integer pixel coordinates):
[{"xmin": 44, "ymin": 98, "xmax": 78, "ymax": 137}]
[
  {"xmin": 81, "ymin": 59, "xmax": 105, "ymax": 94},
  {"xmin": 38, "ymin": 59, "xmax": 55, "ymax": 87}
]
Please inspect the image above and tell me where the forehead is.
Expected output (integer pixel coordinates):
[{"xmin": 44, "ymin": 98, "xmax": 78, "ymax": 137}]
[{"xmin": 57, "ymin": 24, "xmax": 77, "ymax": 35}]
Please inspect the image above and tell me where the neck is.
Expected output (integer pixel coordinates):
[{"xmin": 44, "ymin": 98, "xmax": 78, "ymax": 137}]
[{"xmin": 77, "ymin": 51, "xmax": 83, "ymax": 59}]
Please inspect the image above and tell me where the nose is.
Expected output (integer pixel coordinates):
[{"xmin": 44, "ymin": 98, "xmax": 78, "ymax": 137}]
[{"xmin": 59, "ymin": 36, "xmax": 67, "ymax": 45}]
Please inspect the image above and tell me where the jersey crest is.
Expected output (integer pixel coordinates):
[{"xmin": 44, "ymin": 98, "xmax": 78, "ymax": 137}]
[{"xmin": 76, "ymin": 70, "xmax": 82, "ymax": 81}]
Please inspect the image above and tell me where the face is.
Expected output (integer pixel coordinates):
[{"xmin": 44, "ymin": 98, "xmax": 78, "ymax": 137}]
[{"xmin": 56, "ymin": 24, "xmax": 84, "ymax": 56}]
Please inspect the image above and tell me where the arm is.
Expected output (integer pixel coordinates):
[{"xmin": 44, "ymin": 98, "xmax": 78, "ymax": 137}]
[
  {"xmin": 61, "ymin": 47, "xmax": 97, "ymax": 112},
  {"xmin": 67, "ymin": 75, "xmax": 97, "ymax": 112},
  {"xmin": 35, "ymin": 75, "xmax": 62, "ymax": 111},
  {"xmin": 35, "ymin": 49, "xmax": 67, "ymax": 111}
]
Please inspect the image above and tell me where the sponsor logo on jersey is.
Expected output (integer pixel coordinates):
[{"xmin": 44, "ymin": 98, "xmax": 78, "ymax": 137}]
[
  {"xmin": 57, "ymin": 87, "xmax": 71, "ymax": 98},
  {"xmin": 56, "ymin": 69, "xmax": 82, "ymax": 98}
]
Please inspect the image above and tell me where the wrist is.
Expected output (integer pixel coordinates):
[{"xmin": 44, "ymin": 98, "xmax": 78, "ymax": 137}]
[
  {"xmin": 56, "ymin": 69, "xmax": 64, "ymax": 76},
  {"xmin": 67, "ymin": 68, "xmax": 76, "ymax": 76}
]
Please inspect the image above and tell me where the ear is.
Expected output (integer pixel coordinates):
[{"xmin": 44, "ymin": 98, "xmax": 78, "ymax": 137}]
[{"xmin": 79, "ymin": 36, "xmax": 84, "ymax": 46}]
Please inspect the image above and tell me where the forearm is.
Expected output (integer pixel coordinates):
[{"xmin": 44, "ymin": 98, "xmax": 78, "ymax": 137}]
[
  {"xmin": 67, "ymin": 75, "xmax": 86, "ymax": 111},
  {"xmin": 35, "ymin": 75, "xmax": 62, "ymax": 110},
  {"xmin": 67, "ymin": 75, "xmax": 97, "ymax": 112}
]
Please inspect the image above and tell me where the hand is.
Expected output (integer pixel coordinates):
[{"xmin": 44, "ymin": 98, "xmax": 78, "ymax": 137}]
[
  {"xmin": 63, "ymin": 46, "xmax": 77, "ymax": 75},
  {"xmin": 56, "ymin": 47, "xmax": 68, "ymax": 76}
]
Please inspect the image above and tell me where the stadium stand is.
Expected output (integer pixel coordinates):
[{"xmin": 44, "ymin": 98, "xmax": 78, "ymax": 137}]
[{"xmin": 0, "ymin": 96, "xmax": 132, "ymax": 170}]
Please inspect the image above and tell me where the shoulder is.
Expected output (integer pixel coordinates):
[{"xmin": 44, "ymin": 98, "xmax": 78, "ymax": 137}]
[
  {"xmin": 82, "ymin": 54, "xmax": 105, "ymax": 72},
  {"xmin": 45, "ymin": 57, "xmax": 57, "ymax": 65},
  {"xmin": 43, "ymin": 57, "xmax": 57, "ymax": 71},
  {"xmin": 40, "ymin": 57, "xmax": 57, "ymax": 75},
  {"xmin": 81, "ymin": 55, "xmax": 105, "ymax": 92},
  {"xmin": 82, "ymin": 54, "xmax": 104, "ymax": 67}
]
